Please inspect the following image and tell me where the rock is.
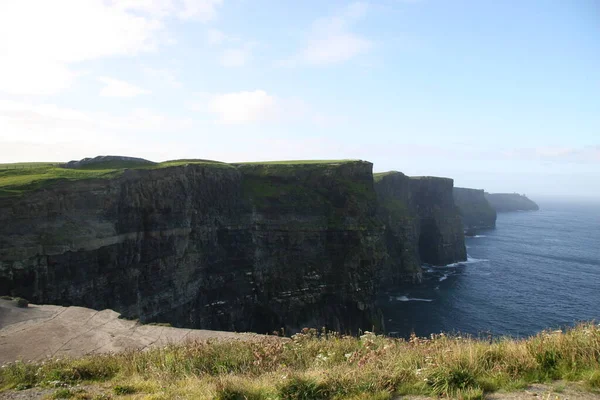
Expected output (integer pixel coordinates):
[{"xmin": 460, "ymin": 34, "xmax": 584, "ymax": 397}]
[
  {"xmin": 0, "ymin": 160, "xmax": 467, "ymax": 334},
  {"xmin": 61, "ymin": 155, "xmax": 155, "ymax": 169},
  {"xmin": 374, "ymin": 172, "xmax": 467, "ymax": 278},
  {"xmin": 409, "ymin": 176, "xmax": 467, "ymax": 266},
  {"xmin": 453, "ymin": 187, "xmax": 497, "ymax": 232},
  {"xmin": 485, "ymin": 193, "xmax": 539, "ymax": 212}
]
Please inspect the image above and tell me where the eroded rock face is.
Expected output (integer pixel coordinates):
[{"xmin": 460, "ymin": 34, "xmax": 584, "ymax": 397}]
[
  {"xmin": 409, "ymin": 177, "xmax": 467, "ymax": 266},
  {"xmin": 453, "ymin": 187, "xmax": 497, "ymax": 232},
  {"xmin": 0, "ymin": 162, "xmax": 466, "ymax": 333},
  {"xmin": 0, "ymin": 163, "xmax": 387, "ymax": 333},
  {"xmin": 375, "ymin": 172, "xmax": 467, "ymax": 278}
]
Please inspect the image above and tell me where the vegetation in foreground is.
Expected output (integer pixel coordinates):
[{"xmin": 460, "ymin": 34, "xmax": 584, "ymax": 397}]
[{"xmin": 1, "ymin": 324, "xmax": 599, "ymax": 399}]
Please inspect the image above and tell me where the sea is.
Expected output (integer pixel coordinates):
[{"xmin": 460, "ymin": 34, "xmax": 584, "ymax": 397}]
[{"xmin": 379, "ymin": 198, "xmax": 600, "ymax": 338}]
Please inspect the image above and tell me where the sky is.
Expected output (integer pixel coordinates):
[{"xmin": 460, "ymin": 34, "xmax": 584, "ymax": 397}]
[{"xmin": 0, "ymin": 0, "xmax": 598, "ymax": 198}]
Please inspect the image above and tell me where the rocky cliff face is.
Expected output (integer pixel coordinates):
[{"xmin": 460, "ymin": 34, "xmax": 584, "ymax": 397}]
[
  {"xmin": 374, "ymin": 172, "xmax": 466, "ymax": 280},
  {"xmin": 0, "ymin": 162, "xmax": 387, "ymax": 333},
  {"xmin": 453, "ymin": 187, "xmax": 497, "ymax": 232},
  {"xmin": 409, "ymin": 177, "xmax": 467, "ymax": 266},
  {"xmin": 374, "ymin": 172, "xmax": 421, "ymax": 284},
  {"xmin": 485, "ymin": 193, "xmax": 539, "ymax": 212},
  {"xmin": 0, "ymin": 161, "xmax": 466, "ymax": 333}
]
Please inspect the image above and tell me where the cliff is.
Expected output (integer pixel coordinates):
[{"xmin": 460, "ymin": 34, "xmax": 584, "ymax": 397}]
[
  {"xmin": 453, "ymin": 187, "xmax": 497, "ymax": 232},
  {"xmin": 374, "ymin": 172, "xmax": 466, "ymax": 278},
  {"xmin": 0, "ymin": 159, "xmax": 467, "ymax": 333},
  {"xmin": 485, "ymin": 193, "xmax": 539, "ymax": 212}
]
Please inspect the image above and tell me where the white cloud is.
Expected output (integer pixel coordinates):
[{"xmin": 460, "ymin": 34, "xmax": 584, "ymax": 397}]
[
  {"xmin": 220, "ymin": 48, "xmax": 251, "ymax": 68},
  {"xmin": 278, "ymin": 1, "xmax": 372, "ymax": 67},
  {"xmin": 207, "ymin": 90, "xmax": 277, "ymax": 124},
  {"xmin": 0, "ymin": 99, "xmax": 193, "ymax": 161},
  {"xmin": 299, "ymin": 34, "xmax": 371, "ymax": 66},
  {"xmin": 189, "ymin": 90, "xmax": 347, "ymax": 127},
  {"xmin": 142, "ymin": 66, "xmax": 182, "ymax": 88},
  {"xmin": 98, "ymin": 77, "xmax": 151, "ymax": 97},
  {"xmin": 0, "ymin": 0, "xmax": 222, "ymax": 95},
  {"xmin": 205, "ymin": 29, "xmax": 256, "ymax": 67},
  {"xmin": 112, "ymin": 0, "xmax": 223, "ymax": 21},
  {"xmin": 178, "ymin": 0, "xmax": 223, "ymax": 21},
  {"xmin": 207, "ymin": 28, "xmax": 227, "ymax": 46}
]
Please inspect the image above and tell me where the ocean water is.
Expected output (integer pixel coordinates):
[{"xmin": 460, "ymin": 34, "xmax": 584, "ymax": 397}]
[{"xmin": 379, "ymin": 199, "xmax": 600, "ymax": 338}]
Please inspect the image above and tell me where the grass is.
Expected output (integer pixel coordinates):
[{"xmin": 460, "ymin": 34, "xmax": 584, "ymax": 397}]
[
  {"xmin": 1, "ymin": 324, "xmax": 599, "ymax": 399},
  {"xmin": 0, "ymin": 158, "xmax": 365, "ymax": 198},
  {"xmin": 373, "ymin": 171, "xmax": 405, "ymax": 182},
  {"xmin": 0, "ymin": 159, "xmax": 233, "ymax": 197},
  {"xmin": 233, "ymin": 160, "xmax": 360, "ymax": 165}
]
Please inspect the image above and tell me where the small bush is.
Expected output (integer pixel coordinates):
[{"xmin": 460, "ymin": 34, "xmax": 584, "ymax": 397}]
[
  {"xmin": 279, "ymin": 376, "xmax": 330, "ymax": 400},
  {"xmin": 427, "ymin": 366, "xmax": 477, "ymax": 396},
  {"xmin": 456, "ymin": 387, "xmax": 484, "ymax": 400},
  {"xmin": 15, "ymin": 382, "xmax": 32, "ymax": 390},
  {"xmin": 113, "ymin": 384, "xmax": 136, "ymax": 395},
  {"xmin": 585, "ymin": 370, "xmax": 600, "ymax": 390},
  {"xmin": 0, "ymin": 295, "xmax": 13, "ymax": 300},
  {"xmin": 14, "ymin": 297, "xmax": 28, "ymax": 307}
]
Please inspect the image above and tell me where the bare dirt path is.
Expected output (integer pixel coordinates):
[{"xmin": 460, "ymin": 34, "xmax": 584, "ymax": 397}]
[{"xmin": 0, "ymin": 299, "xmax": 260, "ymax": 365}]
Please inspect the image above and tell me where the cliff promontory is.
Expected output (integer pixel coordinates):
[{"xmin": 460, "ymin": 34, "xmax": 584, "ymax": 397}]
[
  {"xmin": 453, "ymin": 187, "xmax": 497, "ymax": 232},
  {"xmin": 374, "ymin": 172, "xmax": 466, "ymax": 282},
  {"xmin": 0, "ymin": 158, "xmax": 467, "ymax": 333},
  {"xmin": 485, "ymin": 193, "xmax": 539, "ymax": 212}
]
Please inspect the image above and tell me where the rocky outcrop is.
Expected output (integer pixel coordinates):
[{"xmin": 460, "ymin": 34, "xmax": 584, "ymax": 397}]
[
  {"xmin": 0, "ymin": 161, "xmax": 467, "ymax": 333},
  {"xmin": 375, "ymin": 172, "xmax": 466, "ymax": 279},
  {"xmin": 453, "ymin": 187, "xmax": 497, "ymax": 233},
  {"xmin": 62, "ymin": 155, "xmax": 156, "ymax": 169},
  {"xmin": 485, "ymin": 193, "xmax": 539, "ymax": 212}
]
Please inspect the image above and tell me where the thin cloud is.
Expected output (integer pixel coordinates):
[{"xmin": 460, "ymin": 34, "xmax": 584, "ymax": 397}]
[
  {"xmin": 207, "ymin": 90, "xmax": 277, "ymax": 124},
  {"xmin": 142, "ymin": 66, "xmax": 182, "ymax": 88},
  {"xmin": 0, "ymin": 0, "xmax": 223, "ymax": 96},
  {"xmin": 277, "ymin": 1, "xmax": 372, "ymax": 67},
  {"xmin": 98, "ymin": 77, "xmax": 150, "ymax": 98},
  {"xmin": 189, "ymin": 90, "xmax": 348, "ymax": 127},
  {"xmin": 207, "ymin": 28, "xmax": 227, "ymax": 46}
]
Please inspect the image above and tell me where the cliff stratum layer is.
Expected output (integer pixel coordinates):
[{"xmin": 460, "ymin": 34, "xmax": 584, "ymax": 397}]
[
  {"xmin": 453, "ymin": 187, "xmax": 497, "ymax": 232},
  {"xmin": 0, "ymin": 159, "xmax": 466, "ymax": 333},
  {"xmin": 485, "ymin": 193, "xmax": 540, "ymax": 212}
]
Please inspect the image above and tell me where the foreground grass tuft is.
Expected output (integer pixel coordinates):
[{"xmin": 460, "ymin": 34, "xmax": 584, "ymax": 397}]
[{"xmin": 1, "ymin": 323, "xmax": 599, "ymax": 399}]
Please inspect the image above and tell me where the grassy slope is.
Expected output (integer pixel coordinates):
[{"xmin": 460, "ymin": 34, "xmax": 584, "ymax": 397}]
[
  {"xmin": 1, "ymin": 324, "xmax": 599, "ymax": 399},
  {"xmin": 233, "ymin": 160, "xmax": 358, "ymax": 165},
  {"xmin": 0, "ymin": 160, "xmax": 233, "ymax": 197}
]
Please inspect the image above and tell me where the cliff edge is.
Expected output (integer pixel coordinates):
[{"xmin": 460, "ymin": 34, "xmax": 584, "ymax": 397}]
[
  {"xmin": 0, "ymin": 158, "xmax": 467, "ymax": 333},
  {"xmin": 453, "ymin": 187, "xmax": 497, "ymax": 232},
  {"xmin": 485, "ymin": 193, "xmax": 540, "ymax": 212}
]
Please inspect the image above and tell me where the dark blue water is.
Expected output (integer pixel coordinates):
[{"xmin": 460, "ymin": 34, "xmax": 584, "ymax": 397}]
[{"xmin": 380, "ymin": 199, "xmax": 600, "ymax": 338}]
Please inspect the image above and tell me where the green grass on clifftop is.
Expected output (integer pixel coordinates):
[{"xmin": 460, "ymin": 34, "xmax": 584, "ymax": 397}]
[
  {"xmin": 0, "ymin": 159, "xmax": 354, "ymax": 197},
  {"xmin": 233, "ymin": 159, "xmax": 358, "ymax": 165},
  {"xmin": 1, "ymin": 323, "xmax": 599, "ymax": 399},
  {"xmin": 0, "ymin": 160, "xmax": 233, "ymax": 197}
]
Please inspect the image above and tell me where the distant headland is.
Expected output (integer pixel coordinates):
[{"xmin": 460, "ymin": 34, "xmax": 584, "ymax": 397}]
[{"xmin": 484, "ymin": 192, "xmax": 540, "ymax": 212}]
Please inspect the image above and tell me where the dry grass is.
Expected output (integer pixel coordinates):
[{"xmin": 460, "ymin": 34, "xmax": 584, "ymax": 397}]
[{"xmin": 1, "ymin": 324, "xmax": 599, "ymax": 399}]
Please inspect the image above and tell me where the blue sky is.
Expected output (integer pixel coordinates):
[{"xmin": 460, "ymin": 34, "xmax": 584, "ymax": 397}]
[{"xmin": 0, "ymin": 0, "xmax": 598, "ymax": 198}]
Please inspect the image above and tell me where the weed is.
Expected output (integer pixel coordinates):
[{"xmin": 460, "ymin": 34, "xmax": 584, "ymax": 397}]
[{"xmin": 113, "ymin": 385, "xmax": 136, "ymax": 395}]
